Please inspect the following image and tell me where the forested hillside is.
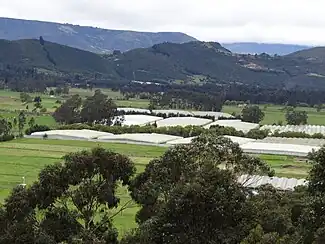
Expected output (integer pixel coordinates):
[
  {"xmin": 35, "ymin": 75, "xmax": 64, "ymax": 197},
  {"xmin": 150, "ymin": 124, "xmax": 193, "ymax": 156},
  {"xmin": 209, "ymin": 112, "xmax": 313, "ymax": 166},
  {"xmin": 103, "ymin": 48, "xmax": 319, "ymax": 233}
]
[{"xmin": 1, "ymin": 38, "xmax": 325, "ymax": 91}]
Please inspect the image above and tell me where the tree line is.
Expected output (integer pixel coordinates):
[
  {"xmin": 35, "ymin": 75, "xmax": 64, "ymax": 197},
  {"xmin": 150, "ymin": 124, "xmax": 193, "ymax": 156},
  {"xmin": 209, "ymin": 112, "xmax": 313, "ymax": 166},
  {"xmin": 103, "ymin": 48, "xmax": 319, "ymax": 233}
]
[{"xmin": 2, "ymin": 132, "xmax": 325, "ymax": 243}]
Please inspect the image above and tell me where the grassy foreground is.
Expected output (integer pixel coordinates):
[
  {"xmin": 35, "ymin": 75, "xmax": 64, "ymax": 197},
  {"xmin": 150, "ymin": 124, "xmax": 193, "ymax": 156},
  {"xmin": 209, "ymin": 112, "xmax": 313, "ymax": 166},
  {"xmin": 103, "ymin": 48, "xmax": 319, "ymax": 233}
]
[{"xmin": 0, "ymin": 138, "xmax": 311, "ymax": 233}]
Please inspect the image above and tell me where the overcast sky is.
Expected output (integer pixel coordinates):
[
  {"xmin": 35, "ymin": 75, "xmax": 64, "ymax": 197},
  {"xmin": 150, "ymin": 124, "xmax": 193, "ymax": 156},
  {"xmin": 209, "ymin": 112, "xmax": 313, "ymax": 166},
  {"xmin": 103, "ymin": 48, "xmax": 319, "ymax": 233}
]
[{"xmin": 0, "ymin": 0, "xmax": 324, "ymax": 45}]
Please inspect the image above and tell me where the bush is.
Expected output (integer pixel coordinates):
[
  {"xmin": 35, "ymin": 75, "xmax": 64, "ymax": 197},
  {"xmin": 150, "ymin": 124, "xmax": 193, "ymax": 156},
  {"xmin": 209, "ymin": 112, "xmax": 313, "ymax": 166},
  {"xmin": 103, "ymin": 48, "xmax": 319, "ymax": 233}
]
[
  {"xmin": 25, "ymin": 124, "xmax": 51, "ymax": 135},
  {"xmin": 0, "ymin": 134, "xmax": 14, "ymax": 142}
]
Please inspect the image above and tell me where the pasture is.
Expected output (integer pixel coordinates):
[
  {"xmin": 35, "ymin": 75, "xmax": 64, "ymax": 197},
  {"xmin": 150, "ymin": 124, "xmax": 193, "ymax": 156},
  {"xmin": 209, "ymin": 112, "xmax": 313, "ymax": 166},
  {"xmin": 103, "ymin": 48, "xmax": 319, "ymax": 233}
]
[
  {"xmin": 0, "ymin": 138, "xmax": 311, "ymax": 233},
  {"xmin": 222, "ymin": 104, "xmax": 325, "ymax": 125}
]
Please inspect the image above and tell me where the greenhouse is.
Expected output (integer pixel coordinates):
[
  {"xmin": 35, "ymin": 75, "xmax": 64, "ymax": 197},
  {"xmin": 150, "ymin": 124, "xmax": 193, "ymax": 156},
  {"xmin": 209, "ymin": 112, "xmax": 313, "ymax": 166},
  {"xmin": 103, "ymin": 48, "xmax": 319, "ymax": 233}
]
[
  {"xmin": 30, "ymin": 129, "xmax": 113, "ymax": 140},
  {"xmin": 261, "ymin": 137, "xmax": 325, "ymax": 147},
  {"xmin": 238, "ymin": 174, "xmax": 308, "ymax": 191},
  {"xmin": 166, "ymin": 136, "xmax": 197, "ymax": 145},
  {"xmin": 191, "ymin": 111, "xmax": 234, "ymax": 119},
  {"xmin": 240, "ymin": 142, "xmax": 319, "ymax": 157},
  {"xmin": 98, "ymin": 133, "xmax": 184, "ymax": 144},
  {"xmin": 115, "ymin": 114, "xmax": 163, "ymax": 126},
  {"xmin": 204, "ymin": 120, "xmax": 259, "ymax": 132},
  {"xmin": 156, "ymin": 117, "xmax": 213, "ymax": 127},
  {"xmin": 260, "ymin": 125, "xmax": 325, "ymax": 135},
  {"xmin": 223, "ymin": 135, "xmax": 257, "ymax": 145}
]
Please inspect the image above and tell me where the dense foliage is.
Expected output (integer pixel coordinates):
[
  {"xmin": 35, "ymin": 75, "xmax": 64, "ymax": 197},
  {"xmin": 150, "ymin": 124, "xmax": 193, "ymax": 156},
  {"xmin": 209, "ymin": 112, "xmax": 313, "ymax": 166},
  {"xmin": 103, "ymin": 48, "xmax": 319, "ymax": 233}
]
[
  {"xmin": 0, "ymin": 147, "xmax": 136, "ymax": 243},
  {"xmin": 53, "ymin": 90, "xmax": 118, "ymax": 125},
  {"xmin": 4, "ymin": 132, "xmax": 325, "ymax": 243}
]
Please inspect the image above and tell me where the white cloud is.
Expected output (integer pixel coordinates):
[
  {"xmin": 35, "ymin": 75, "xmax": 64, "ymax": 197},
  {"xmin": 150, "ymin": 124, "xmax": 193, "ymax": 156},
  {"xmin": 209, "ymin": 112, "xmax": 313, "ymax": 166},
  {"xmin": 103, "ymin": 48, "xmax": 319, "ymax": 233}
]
[{"xmin": 0, "ymin": 0, "xmax": 324, "ymax": 45}]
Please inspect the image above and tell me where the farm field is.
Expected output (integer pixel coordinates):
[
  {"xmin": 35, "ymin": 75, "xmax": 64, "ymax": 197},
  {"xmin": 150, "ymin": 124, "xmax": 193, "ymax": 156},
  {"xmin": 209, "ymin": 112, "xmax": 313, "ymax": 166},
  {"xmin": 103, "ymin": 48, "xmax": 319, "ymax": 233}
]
[
  {"xmin": 222, "ymin": 105, "xmax": 325, "ymax": 125},
  {"xmin": 0, "ymin": 138, "xmax": 311, "ymax": 233},
  {"xmin": 0, "ymin": 88, "xmax": 325, "ymax": 127}
]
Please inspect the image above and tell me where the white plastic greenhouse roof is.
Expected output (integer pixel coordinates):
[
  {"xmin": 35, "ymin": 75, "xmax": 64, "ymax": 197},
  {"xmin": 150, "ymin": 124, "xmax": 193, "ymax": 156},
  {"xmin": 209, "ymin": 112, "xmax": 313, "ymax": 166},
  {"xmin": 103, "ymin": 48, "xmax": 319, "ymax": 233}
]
[
  {"xmin": 241, "ymin": 142, "xmax": 319, "ymax": 157},
  {"xmin": 30, "ymin": 129, "xmax": 113, "ymax": 139},
  {"xmin": 117, "ymin": 107, "xmax": 150, "ymax": 113},
  {"xmin": 191, "ymin": 111, "xmax": 234, "ymax": 119},
  {"xmin": 166, "ymin": 136, "xmax": 197, "ymax": 145},
  {"xmin": 238, "ymin": 175, "xmax": 308, "ymax": 191},
  {"xmin": 262, "ymin": 137, "xmax": 325, "ymax": 147},
  {"xmin": 204, "ymin": 120, "xmax": 259, "ymax": 132},
  {"xmin": 116, "ymin": 114, "xmax": 163, "ymax": 126},
  {"xmin": 156, "ymin": 117, "xmax": 213, "ymax": 127},
  {"xmin": 152, "ymin": 109, "xmax": 194, "ymax": 116},
  {"xmin": 223, "ymin": 135, "xmax": 257, "ymax": 145},
  {"xmin": 261, "ymin": 125, "xmax": 325, "ymax": 135},
  {"xmin": 97, "ymin": 133, "xmax": 183, "ymax": 144}
]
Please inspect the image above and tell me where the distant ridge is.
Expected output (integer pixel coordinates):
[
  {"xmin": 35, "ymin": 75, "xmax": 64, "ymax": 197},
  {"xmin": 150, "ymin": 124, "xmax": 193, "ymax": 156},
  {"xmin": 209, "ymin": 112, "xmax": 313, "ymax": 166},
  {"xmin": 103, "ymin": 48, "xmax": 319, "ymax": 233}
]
[
  {"xmin": 0, "ymin": 17, "xmax": 197, "ymax": 53},
  {"xmin": 223, "ymin": 42, "xmax": 311, "ymax": 55},
  {"xmin": 286, "ymin": 46, "xmax": 325, "ymax": 60}
]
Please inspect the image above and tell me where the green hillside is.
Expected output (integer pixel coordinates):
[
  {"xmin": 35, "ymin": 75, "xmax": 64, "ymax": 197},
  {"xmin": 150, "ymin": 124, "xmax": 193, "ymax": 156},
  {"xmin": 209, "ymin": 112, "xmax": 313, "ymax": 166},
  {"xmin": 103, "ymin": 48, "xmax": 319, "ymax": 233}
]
[
  {"xmin": 286, "ymin": 46, "xmax": 325, "ymax": 60},
  {"xmin": 1, "ymin": 39, "xmax": 325, "ymax": 90},
  {"xmin": 0, "ymin": 39, "xmax": 116, "ymax": 75}
]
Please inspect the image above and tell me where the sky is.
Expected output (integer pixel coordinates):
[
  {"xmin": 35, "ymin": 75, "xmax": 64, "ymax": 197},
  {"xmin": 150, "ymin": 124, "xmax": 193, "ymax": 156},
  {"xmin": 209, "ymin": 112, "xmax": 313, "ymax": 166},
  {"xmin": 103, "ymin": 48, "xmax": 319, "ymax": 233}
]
[{"xmin": 0, "ymin": 0, "xmax": 324, "ymax": 45}]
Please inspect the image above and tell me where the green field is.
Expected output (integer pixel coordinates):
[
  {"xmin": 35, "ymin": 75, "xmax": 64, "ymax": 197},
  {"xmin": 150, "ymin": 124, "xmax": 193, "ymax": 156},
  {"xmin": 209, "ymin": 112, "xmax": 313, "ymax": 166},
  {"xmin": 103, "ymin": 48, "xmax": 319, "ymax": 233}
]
[
  {"xmin": 222, "ymin": 104, "xmax": 325, "ymax": 125},
  {"xmin": 0, "ymin": 138, "xmax": 311, "ymax": 233},
  {"xmin": 0, "ymin": 88, "xmax": 324, "ymax": 127}
]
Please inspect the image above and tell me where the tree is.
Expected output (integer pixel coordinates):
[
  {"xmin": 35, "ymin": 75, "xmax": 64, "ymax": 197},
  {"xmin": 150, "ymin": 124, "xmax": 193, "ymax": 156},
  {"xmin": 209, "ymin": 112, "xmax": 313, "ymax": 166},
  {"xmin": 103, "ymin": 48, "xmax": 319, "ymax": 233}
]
[
  {"xmin": 19, "ymin": 92, "xmax": 32, "ymax": 103},
  {"xmin": 62, "ymin": 85, "xmax": 69, "ymax": 94},
  {"xmin": 129, "ymin": 132, "xmax": 273, "ymax": 224},
  {"xmin": 285, "ymin": 109, "xmax": 308, "ymax": 125},
  {"xmin": 53, "ymin": 94, "xmax": 82, "ymax": 124},
  {"xmin": 124, "ymin": 165, "xmax": 257, "ymax": 244},
  {"xmin": 0, "ymin": 147, "xmax": 136, "ymax": 243},
  {"xmin": 242, "ymin": 105, "xmax": 265, "ymax": 123},
  {"xmin": 28, "ymin": 117, "xmax": 35, "ymax": 128},
  {"xmin": 18, "ymin": 111, "xmax": 26, "ymax": 137},
  {"xmin": 80, "ymin": 89, "xmax": 117, "ymax": 125},
  {"xmin": 55, "ymin": 87, "xmax": 63, "ymax": 95},
  {"xmin": 49, "ymin": 90, "xmax": 55, "ymax": 96},
  {"xmin": 39, "ymin": 36, "xmax": 45, "ymax": 46},
  {"xmin": 0, "ymin": 117, "xmax": 12, "ymax": 137}
]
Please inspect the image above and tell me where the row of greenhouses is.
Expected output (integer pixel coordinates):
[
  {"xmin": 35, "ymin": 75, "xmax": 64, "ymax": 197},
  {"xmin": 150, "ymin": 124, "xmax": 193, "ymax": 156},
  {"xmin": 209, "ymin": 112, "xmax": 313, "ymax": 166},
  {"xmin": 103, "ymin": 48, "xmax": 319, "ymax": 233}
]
[
  {"xmin": 28, "ymin": 130, "xmax": 320, "ymax": 157},
  {"xmin": 261, "ymin": 125, "xmax": 325, "ymax": 135}
]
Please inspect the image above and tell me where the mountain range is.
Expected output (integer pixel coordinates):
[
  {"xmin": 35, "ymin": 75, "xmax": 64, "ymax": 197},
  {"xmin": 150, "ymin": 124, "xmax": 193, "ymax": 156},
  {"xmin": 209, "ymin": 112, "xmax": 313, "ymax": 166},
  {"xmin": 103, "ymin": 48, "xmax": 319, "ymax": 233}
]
[
  {"xmin": 0, "ymin": 17, "xmax": 315, "ymax": 56},
  {"xmin": 222, "ymin": 43, "xmax": 311, "ymax": 56},
  {"xmin": 0, "ymin": 17, "xmax": 196, "ymax": 53},
  {"xmin": 2, "ymin": 38, "xmax": 325, "ymax": 90}
]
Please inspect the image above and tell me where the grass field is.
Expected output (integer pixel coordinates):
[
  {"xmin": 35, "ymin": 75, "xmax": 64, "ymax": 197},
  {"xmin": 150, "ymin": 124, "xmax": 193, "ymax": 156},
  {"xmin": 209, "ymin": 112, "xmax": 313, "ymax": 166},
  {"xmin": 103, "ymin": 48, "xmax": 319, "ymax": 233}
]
[
  {"xmin": 0, "ymin": 138, "xmax": 311, "ymax": 233},
  {"xmin": 222, "ymin": 105, "xmax": 325, "ymax": 125}
]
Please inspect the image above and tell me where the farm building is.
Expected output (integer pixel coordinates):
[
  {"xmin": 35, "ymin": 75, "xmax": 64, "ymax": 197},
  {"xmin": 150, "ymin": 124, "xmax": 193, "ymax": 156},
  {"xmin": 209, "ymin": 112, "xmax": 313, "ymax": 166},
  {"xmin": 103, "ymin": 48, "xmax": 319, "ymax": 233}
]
[
  {"xmin": 241, "ymin": 142, "xmax": 319, "ymax": 157},
  {"xmin": 156, "ymin": 117, "xmax": 213, "ymax": 127},
  {"xmin": 30, "ymin": 129, "xmax": 113, "ymax": 140},
  {"xmin": 223, "ymin": 135, "xmax": 257, "ymax": 145},
  {"xmin": 98, "ymin": 133, "xmax": 183, "ymax": 144},
  {"xmin": 238, "ymin": 174, "xmax": 308, "ymax": 191},
  {"xmin": 204, "ymin": 120, "xmax": 259, "ymax": 132},
  {"xmin": 166, "ymin": 136, "xmax": 197, "ymax": 145},
  {"xmin": 261, "ymin": 125, "xmax": 325, "ymax": 135},
  {"xmin": 114, "ymin": 114, "xmax": 163, "ymax": 126},
  {"xmin": 261, "ymin": 137, "xmax": 325, "ymax": 147}
]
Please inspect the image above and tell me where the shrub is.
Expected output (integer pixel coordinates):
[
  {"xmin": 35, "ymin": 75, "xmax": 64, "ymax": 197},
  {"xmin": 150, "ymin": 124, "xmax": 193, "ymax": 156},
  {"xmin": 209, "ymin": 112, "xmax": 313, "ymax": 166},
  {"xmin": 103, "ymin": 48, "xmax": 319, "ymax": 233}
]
[
  {"xmin": 0, "ymin": 134, "xmax": 14, "ymax": 142},
  {"xmin": 25, "ymin": 124, "xmax": 51, "ymax": 135}
]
